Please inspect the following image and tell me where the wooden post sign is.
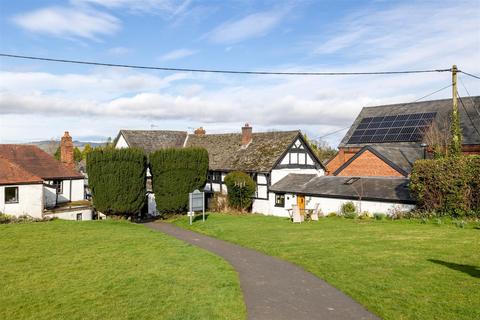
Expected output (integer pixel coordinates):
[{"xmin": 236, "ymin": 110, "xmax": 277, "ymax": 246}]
[{"xmin": 188, "ymin": 189, "xmax": 205, "ymax": 225}]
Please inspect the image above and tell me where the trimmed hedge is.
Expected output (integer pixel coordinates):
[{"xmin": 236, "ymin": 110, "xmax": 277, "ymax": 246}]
[
  {"xmin": 224, "ymin": 172, "xmax": 256, "ymax": 211},
  {"xmin": 149, "ymin": 148, "xmax": 209, "ymax": 214},
  {"xmin": 410, "ymin": 155, "xmax": 480, "ymax": 216},
  {"xmin": 87, "ymin": 148, "xmax": 147, "ymax": 216}
]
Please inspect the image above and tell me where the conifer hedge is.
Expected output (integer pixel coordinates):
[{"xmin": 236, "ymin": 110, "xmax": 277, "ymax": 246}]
[
  {"xmin": 149, "ymin": 148, "xmax": 209, "ymax": 214},
  {"xmin": 224, "ymin": 172, "xmax": 256, "ymax": 211},
  {"xmin": 87, "ymin": 148, "xmax": 147, "ymax": 216}
]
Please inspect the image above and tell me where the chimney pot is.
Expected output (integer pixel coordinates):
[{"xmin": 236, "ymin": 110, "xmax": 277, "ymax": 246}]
[
  {"xmin": 241, "ymin": 123, "xmax": 252, "ymax": 146},
  {"xmin": 60, "ymin": 131, "xmax": 75, "ymax": 169},
  {"xmin": 194, "ymin": 127, "xmax": 206, "ymax": 137}
]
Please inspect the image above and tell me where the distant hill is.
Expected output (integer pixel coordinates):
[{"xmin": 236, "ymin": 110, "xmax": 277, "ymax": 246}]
[{"xmin": 28, "ymin": 140, "xmax": 107, "ymax": 155}]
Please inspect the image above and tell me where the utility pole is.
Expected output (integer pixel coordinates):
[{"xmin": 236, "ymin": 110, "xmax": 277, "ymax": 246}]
[{"xmin": 449, "ymin": 65, "xmax": 462, "ymax": 156}]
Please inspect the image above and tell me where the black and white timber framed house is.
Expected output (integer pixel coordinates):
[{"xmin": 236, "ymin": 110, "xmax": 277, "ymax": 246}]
[{"xmin": 115, "ymin": 124, "xmax": 326, "ymax": 214}]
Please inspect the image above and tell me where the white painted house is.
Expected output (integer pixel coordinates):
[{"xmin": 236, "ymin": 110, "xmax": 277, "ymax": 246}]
[
  {"xmin": 115, "ymin": 124, "xmax": 326, "ymax": 215},
  {"xmin": 0, "ymin": 132, "xmax": 91, "ymax": 220}
]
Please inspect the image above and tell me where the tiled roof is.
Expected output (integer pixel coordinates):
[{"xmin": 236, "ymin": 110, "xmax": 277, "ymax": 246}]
[
  {"xmin": 0, "ymin": 145, "xmax": 83, "ymax": 180},
  {"xmin": 270, "ymin": 174, "xmax": 414, "ymax": 203},
  {"xmin": 339, "ymin": 96, "xmax": 480, "ymax": 148},
  {"xmin": 119, "ymin": 130, "xmax": 187, "ymax": 154},
  {"xmin": 185, "ymin": 131, "xmax": 301, "ymax": 172},
  {"xmin": 0, "ymin": 157, "xmax": 43, "ymax": 185}
]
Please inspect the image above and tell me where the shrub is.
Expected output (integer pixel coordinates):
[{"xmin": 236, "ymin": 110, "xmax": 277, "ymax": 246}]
[
  {"xmin": 224, "ymin": 172, "xmax": 256, "ymax": 211},
  {"xmin": 373, "ymin": 213, "xmax": 386, "ymax": 220},
  {"xmin": 410, "ymin": 156, "xmax": 479, "ymax": 216},
  {"xmin": 327, "ymin": 212, "xmax": 337, "ymax": 217},
  {"xmin": 87, "ymin": 148, "xmax": 147, "ymax": 217},
  {"xmin": 358, "ymin": 212, "xmax": 371, "ymax": 220},
  {"xmin": 341, "ymin": 201, "xmax": 356, "ymax": 215},
  {"xmin": 149, "ymin": 148, "xmax": 208, "ymax": 214}
]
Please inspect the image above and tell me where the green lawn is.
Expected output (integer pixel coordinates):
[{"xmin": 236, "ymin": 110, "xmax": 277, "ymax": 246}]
[
  {"xmin": 0, "ymin": 220, "xmax": 245, "ymax": 320},
  {"xmin": 173, "ymin": 214, "xmax": 480, "ymax": 320}
]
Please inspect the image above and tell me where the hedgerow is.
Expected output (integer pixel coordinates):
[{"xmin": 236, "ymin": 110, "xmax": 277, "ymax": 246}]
[
  {"xmin": 87, "ymin": 148, "xmax": 146, "ymax": 216},
  {"xmin": 410, "ymin": 155, "xmax": 480, "ymax": 216},
  {"xmin": 149, "ymin": 148, "xmax": 208, "ymax": 214}
]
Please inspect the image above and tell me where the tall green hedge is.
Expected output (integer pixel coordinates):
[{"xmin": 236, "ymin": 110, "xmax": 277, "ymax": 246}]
[
  {"xmin": 149, "ymin": 148, "xmax": 208, "ymax": 214},
  {"xmin": 224, "ymin": 172, "xmax": 256, "ymax": 211},
  {"xmin": 87, "ymin": 148, "xmax": 147, "ymax": 216},
  {"xmin": 410, "ymin": 155, "xmax": 480, "ymax": 216}
]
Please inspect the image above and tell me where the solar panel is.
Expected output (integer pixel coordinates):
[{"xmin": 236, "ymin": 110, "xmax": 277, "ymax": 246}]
[{"xmin": 347, "ymin": 112, "xmax": 437, "ymax": 144}]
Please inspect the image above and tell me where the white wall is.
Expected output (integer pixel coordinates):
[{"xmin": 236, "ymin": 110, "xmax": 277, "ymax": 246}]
[
  {"xmin": 0, "ymin": 184, "xmax": 44, "ymax": 218},
  {"xmin": 115, "ymin": 134, "xmax": 129, "ymax": 149},
  {"xmin": 254, "ymin": 191, "xmax": 415, "ymax": 217},
  {"xmin": 45, "ymin": 208, "xmax": 92, "ymax": 221}
]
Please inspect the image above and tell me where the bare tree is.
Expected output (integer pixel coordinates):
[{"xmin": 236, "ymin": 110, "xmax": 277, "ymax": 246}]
[
  {"xmin": 44, "ymin": 138, "xmax": 59, "ymax": 155},
  {"xmin": 422, "ymin": 118, "xmax": 451, "ymax": 158}
]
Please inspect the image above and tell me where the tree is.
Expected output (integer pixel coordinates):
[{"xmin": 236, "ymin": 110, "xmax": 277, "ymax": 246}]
[
  {"xmin": 422, "ymin": 119, "xmax": 451, "ymax": 158},
  {"xmin": 304, "ymin": 134, "xmax": 337, "ymax": 162},
  {"xmin": 224, "ymin": 172, "xmax": 256, "ymax": 211},
  {"xmin": 149, "ymin": 148, "xmax": 209, "ymax": 214},
  {"xmin": 82, "ymin": 144, "xmax": 93, "ymax": 160},
  {"xmin": 87, "ymin": 148, "xmax": 147, "ymax": 217}
]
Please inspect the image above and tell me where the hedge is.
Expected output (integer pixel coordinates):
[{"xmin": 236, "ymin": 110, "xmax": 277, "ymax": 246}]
[
  {"xmin": 410, "ymin": 155, "xmax": 480, "ymax": 216},
  {"xmin": 224, "ymin": 172, "xmax": 256, "ymax": 211},
  {"xmin": 87, "ymin": 148, "xmax": 146, "ymax": 216},
  {"xmin": 149, "ymin": 148, "xmax": 208, "ymax": 214}
]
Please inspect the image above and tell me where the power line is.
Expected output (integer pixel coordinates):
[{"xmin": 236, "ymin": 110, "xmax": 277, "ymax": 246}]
[
  {"xmin": 458, "ymin": 75, "xmax": 480, "ymax": 118},
  {"xmin": 458, "ymin": 94, "xmax": 480, "ymax": 138},
  {"xmin": 316, "ymin": 83, "xmax": 452, "ymax": 140},
  {"xmin": 459, "ymin": 70, "xmax": 480, "ymax": 80},
  {"xmin": 0, "ymin": 53, "xmax": 453, "ymax": 76}
]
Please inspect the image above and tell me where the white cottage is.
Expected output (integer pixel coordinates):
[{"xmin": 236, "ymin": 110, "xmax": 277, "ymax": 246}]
[
  {"xmin": 115, "ymin": 124, "xmax": 326, "ymax": 215},
  {"xmin": 0, "ymin": 132, "xmax": 91, "ymax": 220}
]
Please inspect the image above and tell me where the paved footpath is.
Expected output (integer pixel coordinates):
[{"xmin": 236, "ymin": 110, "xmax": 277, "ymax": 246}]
[{"xmin": 144, "ymin": 222, "xmax": 379, "ymax": 320}]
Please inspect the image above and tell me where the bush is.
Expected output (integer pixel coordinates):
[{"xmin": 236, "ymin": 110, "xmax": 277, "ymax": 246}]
[
  {"xmin": 327, "ymin": 212, "xmax": 337, "ymax": 217},
  {"xmin": 87, "ymin": 148, "xmax": 147, "ymax": 217},
  {"xmin": 410, "ymin": 156, "xmax": 480, "ymax": 216},
  {"xmin": 341, "ymin": 201, "xmax": 356, "ymax": 215},
  {"xmin": 150, "ymin": 148, "xmax": 208, "ymax": 214},
  {"xmin": 373, "ymin": 213, "xmax": 386, "ymax": 220},
  {"xmin": 0, "ymin": 213, "xmax": 53, "ymax": 224},
  {"xmin": 224, "ymin": 172, "xmax": 256, "ymax": 211}
]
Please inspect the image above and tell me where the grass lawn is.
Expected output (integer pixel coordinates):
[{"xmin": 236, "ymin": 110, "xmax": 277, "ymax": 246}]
[
  {"xmin": 173, "ymin": 214, "xmax": 480, "ymax": 320},
  {"xmin": 0, "ymin": 220, "xmax": 245, "ymax": 320}
]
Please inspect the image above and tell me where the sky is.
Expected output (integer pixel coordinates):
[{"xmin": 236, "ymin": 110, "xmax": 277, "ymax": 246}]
[{"xmin": 0, "ymin": 0, "xmax": 479, "ymax": 146}]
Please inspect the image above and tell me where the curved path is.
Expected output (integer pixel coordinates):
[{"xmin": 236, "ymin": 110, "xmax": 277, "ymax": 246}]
[{"xmin": 145, "ymin": 222, "xmax": 379, "ymax": 320}]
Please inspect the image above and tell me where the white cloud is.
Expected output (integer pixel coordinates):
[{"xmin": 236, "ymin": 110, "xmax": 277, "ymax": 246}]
[
  {"xmin": 205, "ymin": 10, "xmax": 286, "ymax": 44},
  {"xmin": 107, "ymin": 46, "xmax": 132, "ymax": 55},
  {"xmin": 2, "ymin": 1, "xmax": 479, "ymax": 145},
  {"xmin": 12, "ymin": 6, "xmax": 120, "ymax": 40},
  {"xmin": 74, "ymin": 0, "xmax": 191, "ymax": 15},
  {"xmin": 159, "ymin": 49, "xmax": 197, "ymax": 61}
]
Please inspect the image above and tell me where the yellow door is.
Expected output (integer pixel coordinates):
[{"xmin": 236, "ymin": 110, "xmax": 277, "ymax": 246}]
[{"xmin": 297, "ymin": 195, "xmax": 305, "ymax": 213}]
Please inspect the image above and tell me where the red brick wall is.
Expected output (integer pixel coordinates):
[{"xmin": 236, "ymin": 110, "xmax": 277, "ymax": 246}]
[
  {"xmin": 325, "ymin": 148, "xmax": 356, "ymax": 175},
  {"xmin": 60, "ymin": 131, "xmax": 74, "ymax": 169},
  {"xmin": 336, "ymin": 150, "xmax": 404, "ymax": 177}
]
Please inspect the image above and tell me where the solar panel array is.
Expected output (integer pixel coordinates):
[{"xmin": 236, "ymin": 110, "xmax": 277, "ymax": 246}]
[{"xmin": 347, "ymin": 112, "xmax": 437, "ymax": 144}]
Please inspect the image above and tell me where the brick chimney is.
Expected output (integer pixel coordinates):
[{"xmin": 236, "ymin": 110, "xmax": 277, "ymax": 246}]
[
  {"xmin": 194, "ymin": 127, "xmax": 206, "ymax": 137},
  {"xmin": 241, "ymin": 123, "xmax": 252, "ymax": 146},
  {"xmin": 60, "ymin": 131, "xmax": 74, "ymax": 169}
]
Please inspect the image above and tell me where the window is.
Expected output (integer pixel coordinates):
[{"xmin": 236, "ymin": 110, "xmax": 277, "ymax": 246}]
[
  {"xmin": 5, "ymin": 186, "xmax": 19, "ymax": 204},
  {"xmin": 275, "ymin": 193, "xmax": 285, "ymax": 207},
  {"xmin": 208, "ymin": 171, "xmax": 222, "ymax": 183},
  {"xmin": 76, "ymin": 213, "xmax": 83, "ymax": 221},
  {"xmin": 52, "ymin": 180, "xmax": 63, "ymax": 194},
  {"xmin": 344, "ymin": 177, "xmax": 360, "ymax": 185}
]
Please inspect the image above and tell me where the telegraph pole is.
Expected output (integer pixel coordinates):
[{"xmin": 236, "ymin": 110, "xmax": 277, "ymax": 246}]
[{"xmin": 449, "ymin": 65, "xmax": 462, "ymax": 156}]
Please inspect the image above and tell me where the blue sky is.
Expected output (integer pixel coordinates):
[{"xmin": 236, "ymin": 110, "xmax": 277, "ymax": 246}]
[{"xmin": 0, "ymin": 0, "xmax": 479, "ymax": 145}]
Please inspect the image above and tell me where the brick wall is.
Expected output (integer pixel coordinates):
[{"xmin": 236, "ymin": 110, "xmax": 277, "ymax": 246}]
[{"xmin": 336, "ymin": 150, "xmax": 404, "ymax": 177}]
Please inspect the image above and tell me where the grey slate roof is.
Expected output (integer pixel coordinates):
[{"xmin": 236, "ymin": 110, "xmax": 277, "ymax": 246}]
[
  {"xmin": 270, "ymin": 174, "xmax": 414, "ymax": 203},
  {"xmin": 119, "ymin": 130, "xmax": 187, "ymax": 154},
  {"xmin": 339, "ymin": 96, "xmax": 480, "ymax": 148},
  {"xmin": 186, "ymin": 131, "xmax": 301, "ymax": 172}
]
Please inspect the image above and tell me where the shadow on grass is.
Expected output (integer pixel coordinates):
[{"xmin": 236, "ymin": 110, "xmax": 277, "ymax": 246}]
[
  {"xmin": 428, "ymin": 259, "xmax": 480, "ymax": 278},
  {"xmin": 193, "ymin": 213, "xmax": 210, "ymax": 222}
]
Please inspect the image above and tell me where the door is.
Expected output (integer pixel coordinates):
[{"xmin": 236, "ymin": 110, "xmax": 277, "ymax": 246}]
[{"xmin": 297, "ymin": 195, "xmax": 305, "ymax": 213}]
